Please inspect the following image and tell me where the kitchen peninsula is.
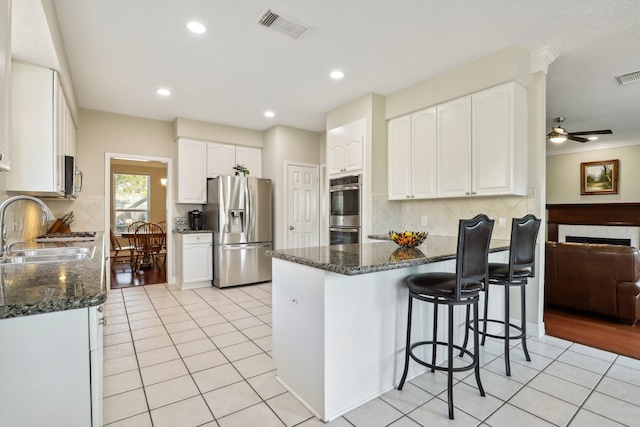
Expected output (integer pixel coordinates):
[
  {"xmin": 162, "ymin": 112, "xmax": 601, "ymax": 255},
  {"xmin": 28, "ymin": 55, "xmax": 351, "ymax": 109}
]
[{"xmin": 266, "ymin": 236, "xmax": 509, "ymax": 421}]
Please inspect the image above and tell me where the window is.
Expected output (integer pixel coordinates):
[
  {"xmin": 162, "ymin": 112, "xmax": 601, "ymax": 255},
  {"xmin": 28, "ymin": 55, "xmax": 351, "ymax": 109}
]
[{"xmin": 113, "ymin": 173, "xmax": 150, "ymax": 233}]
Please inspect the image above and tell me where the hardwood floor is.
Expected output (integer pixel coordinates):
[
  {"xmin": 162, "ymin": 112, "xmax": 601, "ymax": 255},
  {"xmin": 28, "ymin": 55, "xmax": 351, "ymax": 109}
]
[
  {"xmin": 544, "ymin": 305, "xmax": 640, "ymax": 359},
  {"xmin": 110, "ymin": 262, "xmax": 166, "ymax": 289}
]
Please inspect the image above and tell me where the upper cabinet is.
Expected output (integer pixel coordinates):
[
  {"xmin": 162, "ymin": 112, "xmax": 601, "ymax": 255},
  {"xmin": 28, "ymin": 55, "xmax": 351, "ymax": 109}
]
[
  {"xmin": 436, "ymin": 97, "xmax": 472, "ymax": 198},
  {"xmin": 178, "ymin": 139, "xmax": 263, "ymax": 203},
  {"xmin": 177, "ymin": 138, "xmax": 207, "ymax": 204},
  {"xmin": 7, "ymin": 62, "xmax": 77, "ymax": 197},
  {"xmin": 471, "ymin": 82, "xmax": 527, "ymax": 196},
  {"xmin": 388, "ymin": 107, "xmax": 437, "ymax": 200},
  {"xmin": 0, "ymin": 0, "xmax": 10, "ymax": 172},
  {"xmin": 327, "ymin": 117, "xmax": 365, "ymax": 176},
  {"xmin": 207, "ymin": 142, "xmax": 262, "ymax": 178},
  {"xmin": 389, "ymin": 82, "xmax": 527, "ymax": 200}
]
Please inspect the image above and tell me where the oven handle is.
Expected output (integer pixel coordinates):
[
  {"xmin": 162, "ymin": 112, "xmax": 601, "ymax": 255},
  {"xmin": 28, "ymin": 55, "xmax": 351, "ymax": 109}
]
[
  {"xmin": 330, "ymin": 227, "xmax": 360, "ymax": 233},
  {"xmin": 329, "ymin": 185, "xmax": 360, "ymax": 192}
]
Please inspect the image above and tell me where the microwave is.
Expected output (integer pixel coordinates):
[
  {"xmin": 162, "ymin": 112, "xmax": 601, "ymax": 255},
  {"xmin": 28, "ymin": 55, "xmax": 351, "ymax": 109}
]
[{"xmin": 64, "ymin": 155, "xmax": 84, "ymax": 198}]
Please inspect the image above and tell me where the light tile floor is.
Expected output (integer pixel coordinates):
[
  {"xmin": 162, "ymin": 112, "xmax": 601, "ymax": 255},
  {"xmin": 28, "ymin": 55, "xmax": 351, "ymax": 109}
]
[{"xmin": 103, "ymin": 283, "xmax": 640, "ymax": 426}]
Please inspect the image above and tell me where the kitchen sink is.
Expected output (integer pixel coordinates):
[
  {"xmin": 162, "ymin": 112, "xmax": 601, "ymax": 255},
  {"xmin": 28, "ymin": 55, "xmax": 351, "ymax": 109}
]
[{"xmin": 0, "ymin": 246, "xmax": 96, "ymax": 264}]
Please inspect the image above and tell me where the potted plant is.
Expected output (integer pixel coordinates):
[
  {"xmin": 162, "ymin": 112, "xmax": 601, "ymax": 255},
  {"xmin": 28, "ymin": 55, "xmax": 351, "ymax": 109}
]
[{"xmin": 232, "ymin": 164, "xmax": 250, "ymax": 176}]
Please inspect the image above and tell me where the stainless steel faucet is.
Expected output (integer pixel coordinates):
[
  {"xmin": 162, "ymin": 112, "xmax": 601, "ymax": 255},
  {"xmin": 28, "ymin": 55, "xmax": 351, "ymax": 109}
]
[{"xmin": 0, "ymin": 195, "xmax": 55, "ymax": 256}]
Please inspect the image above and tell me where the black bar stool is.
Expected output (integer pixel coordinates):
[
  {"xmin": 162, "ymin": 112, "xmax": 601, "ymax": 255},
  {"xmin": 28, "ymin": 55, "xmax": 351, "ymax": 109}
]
[
  {"xmin": 398, "ymin": 214, "xmax": 494, "ymax": 420},
  {"xmin": 464, "ymin": 214, "xmax": 541, "ymax": 377}
]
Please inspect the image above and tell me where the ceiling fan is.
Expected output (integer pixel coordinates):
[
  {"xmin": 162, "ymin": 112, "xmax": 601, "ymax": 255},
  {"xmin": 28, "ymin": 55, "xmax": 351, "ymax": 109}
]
[{"xmin": 547, "ymin": 117, "xmax": 613, "ymax": 143}]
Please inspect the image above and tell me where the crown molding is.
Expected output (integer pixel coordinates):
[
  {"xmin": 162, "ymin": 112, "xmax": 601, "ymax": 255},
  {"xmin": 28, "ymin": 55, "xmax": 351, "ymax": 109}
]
[{"xmin": 530, "ymin": 46, "xmax": 559, "ymax": 74}]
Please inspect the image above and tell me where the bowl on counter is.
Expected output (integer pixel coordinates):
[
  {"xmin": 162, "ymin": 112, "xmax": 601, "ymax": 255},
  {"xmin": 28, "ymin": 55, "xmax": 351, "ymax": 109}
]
[
  {"xmin": 388, "ymin": 230, "xmax": 428, "ymax": 248},
  {"xmin": 389, "ymin": 247, "xmax": 425, "ymax": 261}
]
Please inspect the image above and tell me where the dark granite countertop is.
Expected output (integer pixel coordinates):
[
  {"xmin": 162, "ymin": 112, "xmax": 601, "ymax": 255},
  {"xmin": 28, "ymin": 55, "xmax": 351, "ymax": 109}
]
[
  {"xmin": 368, "ymin": 234, "xmax": 391, "ymax": 240},
  {"xmin": 173, "ymin": 229, "xmax": 214, "ymax": 234},
  {"xmin": 266, "ymin": 235, "xmax": 509, "ymax": 276},
  {"xmin": 0, "ymin": 232, "xmax": 107, "ymax": 319}
]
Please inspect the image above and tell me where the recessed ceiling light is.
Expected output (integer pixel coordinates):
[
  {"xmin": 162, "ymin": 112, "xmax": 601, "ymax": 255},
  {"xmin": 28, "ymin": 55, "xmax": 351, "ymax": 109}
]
[
  {"xmin": 156, "ymin": 88, "xmax": 171, "ymax": 96},
  {"xmin": 187, "ymin": 21, "xmax": 207, "ymax": 34},
  {"xmin": 330, "ymin": 70, "xmax": 345, "ymax": 80},
  {"xmin": 588, "ymin": 136, "xmax": 599, "ymax": 141},
  {"xmin": 264, "ymin": 111, "xmax": 275, "ymax": 118}
]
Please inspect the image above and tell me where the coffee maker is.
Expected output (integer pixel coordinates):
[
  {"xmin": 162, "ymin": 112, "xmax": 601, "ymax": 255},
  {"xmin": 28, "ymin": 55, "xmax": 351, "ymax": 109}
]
[{"xmin": 188, "ymin": 210, "xmax": 205, "ymax": 230}]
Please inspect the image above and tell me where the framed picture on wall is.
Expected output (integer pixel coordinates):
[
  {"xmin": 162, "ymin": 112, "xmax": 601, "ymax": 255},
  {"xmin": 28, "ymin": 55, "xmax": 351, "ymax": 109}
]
[{"xmin": 580, "ymin": 159, "xmax": 619, "ymax": 195}]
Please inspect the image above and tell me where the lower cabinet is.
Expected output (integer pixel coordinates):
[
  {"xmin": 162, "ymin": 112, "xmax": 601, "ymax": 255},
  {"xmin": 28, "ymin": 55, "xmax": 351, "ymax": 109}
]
[
  {"xmin": 0, "ymin": 306, "xmax": 104, "ymax": 427},
  {"xmin": 175, "ymin": 232, "xmax": 213, "ymax": 289}
]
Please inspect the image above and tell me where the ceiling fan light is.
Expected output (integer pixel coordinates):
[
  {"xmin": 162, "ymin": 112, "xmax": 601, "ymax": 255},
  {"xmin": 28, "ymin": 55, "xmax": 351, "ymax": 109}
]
[{"xmin": 549, "ymin": 135, "xmax": 567, "ymax": 143}]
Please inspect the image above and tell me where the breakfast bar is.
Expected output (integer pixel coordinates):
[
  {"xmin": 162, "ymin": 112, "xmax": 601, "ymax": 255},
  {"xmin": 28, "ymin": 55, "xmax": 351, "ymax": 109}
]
[{"xmin": 266, "ymin": 236, "xmax": 509, "ymax": 421}]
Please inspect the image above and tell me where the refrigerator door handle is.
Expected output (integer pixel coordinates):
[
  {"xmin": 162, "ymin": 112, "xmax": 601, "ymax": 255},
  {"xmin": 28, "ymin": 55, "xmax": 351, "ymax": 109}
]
[{"xmin": 222, "ymin": 243, "xmax": 271, "ymax": 250}]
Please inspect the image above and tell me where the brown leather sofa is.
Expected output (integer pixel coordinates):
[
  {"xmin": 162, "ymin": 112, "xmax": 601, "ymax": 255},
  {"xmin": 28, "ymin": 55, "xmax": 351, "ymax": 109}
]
[{"xmin": 545, "ymin": 241, "xmax": 640, "ymax": 325}]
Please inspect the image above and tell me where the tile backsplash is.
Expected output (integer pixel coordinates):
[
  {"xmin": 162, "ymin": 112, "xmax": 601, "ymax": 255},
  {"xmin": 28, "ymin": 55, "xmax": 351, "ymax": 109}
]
[
  {"xmin": 371, "ymin": 193, "xmax": 528, "ymax": 240},
  {"xmin": 45, "ymin": 195, "xmax": 105, "ymax": 233}
]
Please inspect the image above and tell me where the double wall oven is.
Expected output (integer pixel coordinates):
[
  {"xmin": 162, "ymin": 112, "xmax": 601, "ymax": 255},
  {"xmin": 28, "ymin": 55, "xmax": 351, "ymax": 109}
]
[{"xmin": 329, "ymin": 174, "xmax": 361, "ymax": 245}]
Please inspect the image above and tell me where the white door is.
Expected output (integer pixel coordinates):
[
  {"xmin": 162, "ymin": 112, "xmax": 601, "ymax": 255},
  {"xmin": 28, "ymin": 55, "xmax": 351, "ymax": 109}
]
[{"xmin": 287, "ymin": 164, "xmax": 319, "ymax": 249}]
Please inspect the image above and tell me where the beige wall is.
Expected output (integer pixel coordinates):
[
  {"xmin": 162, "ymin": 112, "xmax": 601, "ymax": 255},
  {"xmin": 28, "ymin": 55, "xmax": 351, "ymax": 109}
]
[
  {"xmin": 174, "ymin": 117, "xmax": 263, "ymax": 148},
  {"xmin": 262, "ymin": 125, "xmax": 322, "ymax": 249},
  {"xmin": 385, "ymin": 44, "xmax": 532, "ymax": 120},
  {"xmin": 78, "ymin": 109, "xmax": 174, "ymax": 196},
  {"xmin": 547, "ymin": 145, "xmax": 640, "ymax": 204}
]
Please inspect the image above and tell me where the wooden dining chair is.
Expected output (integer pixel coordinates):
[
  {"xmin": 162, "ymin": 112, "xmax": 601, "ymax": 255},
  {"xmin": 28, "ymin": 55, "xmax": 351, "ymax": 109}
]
[
  {"xmin": 131, "ymin": 222, "xmax": 164, "ymax": 271},
  {"xmin": 109, "ymin": 229, "xmax": 134, "ymax": 269},
  {"xmin": 128, "ymin": 221, "xmax": 146, "ymax": 232}
]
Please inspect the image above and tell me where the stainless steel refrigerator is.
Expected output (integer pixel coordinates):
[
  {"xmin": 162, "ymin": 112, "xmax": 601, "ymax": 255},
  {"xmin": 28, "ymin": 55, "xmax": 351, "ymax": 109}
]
[{"xmin": 204, "ymin": 176, "xmax": 273, "ymax": 288}]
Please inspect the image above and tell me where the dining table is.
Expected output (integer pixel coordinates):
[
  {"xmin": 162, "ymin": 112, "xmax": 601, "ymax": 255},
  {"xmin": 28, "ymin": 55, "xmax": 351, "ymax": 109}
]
[{"xmin": 120, "ymin": 231, "xmax": 166, "ymax": 269}]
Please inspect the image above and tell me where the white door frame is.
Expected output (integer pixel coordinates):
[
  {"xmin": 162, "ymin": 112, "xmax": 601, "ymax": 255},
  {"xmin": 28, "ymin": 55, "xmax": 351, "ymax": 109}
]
[
  {"xmin": 284, "ymin": 161, "xmax": 320, "ymax": 249},
  {"xmin": 104, "ymin": 152, "xmax": 174, "ymax": 290}
]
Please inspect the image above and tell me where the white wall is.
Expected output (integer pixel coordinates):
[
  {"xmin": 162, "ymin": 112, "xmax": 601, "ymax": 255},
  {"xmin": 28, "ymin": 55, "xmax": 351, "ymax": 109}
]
[
  {"xmin": 547, "ymin": 145, "xmax": 640, "ymax": 204},
  {"xmin": 262, "ymin": 125, "xmax": 322, "ymax": 249}
]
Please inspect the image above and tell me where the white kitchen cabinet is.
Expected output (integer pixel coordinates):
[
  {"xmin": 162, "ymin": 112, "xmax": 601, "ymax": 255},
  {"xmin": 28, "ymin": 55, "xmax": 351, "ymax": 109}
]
[
  {"xmin": 472, "ymin": 82, "xmax": 527, "ymax": 196},
  {"xmin": 0, "ymin": 0, "xmax": 10, "ymax": 171},
  {"xmin": 174, "ymin": 232, "xmax": 213, "ymax": 289},
  {"xmin": 436, "ymin": 96, "xmax": 472, "ymax": 198},
  {"xmin": 388, "ymin": 107, "xmax": 437, "ymax": 200},
  {"xmin": 436, "ymin": 82, "xmax": 527, "ymax": 198},
  {"xmin": 0, "ymin": 306, "xmax": 104, "ymax": 427},
  {"xmin": 7, "ymin": 61, "xmax": 77, "ymax": 196},
  {"xmin": 207, "ymin": 142, "xmax": 262, "ymax": 178},
  {"xmin": 177, "ymin": 138, "xmax": 208, "ymax": 204},
  {"xmin": 236, "ymin": 146, "xmax": 262, "ymax": 178},
  {"xmin": 327, "ymin": 117, "xmax": 365, "ymax": 176}
]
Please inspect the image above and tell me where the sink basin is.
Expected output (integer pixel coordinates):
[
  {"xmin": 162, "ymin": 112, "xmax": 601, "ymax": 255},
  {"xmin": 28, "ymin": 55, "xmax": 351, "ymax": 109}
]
[{"xmin": 0, "ymin": 246, "xmax": 96, "ymax": 264}]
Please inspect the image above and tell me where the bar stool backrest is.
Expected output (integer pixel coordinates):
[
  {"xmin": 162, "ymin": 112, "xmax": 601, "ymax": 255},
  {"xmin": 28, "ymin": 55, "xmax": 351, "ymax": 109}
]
[
  {"xmin": 455, "ymin": 214, "xmax": 495, "ymax": 301},
  {"xmin": 508, "ymin": 214, "xmax": 542, "ymax": 281}
]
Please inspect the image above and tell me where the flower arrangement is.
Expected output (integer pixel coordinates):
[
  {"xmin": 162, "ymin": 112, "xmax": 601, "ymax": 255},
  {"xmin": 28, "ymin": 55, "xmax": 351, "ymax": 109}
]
[
  {"xmin": 232, "ymin": 164, "xmax": 250, "ymax": 176},
  {"xmin": 389, "ymin": 230, "xmax": 428, "ymax": 248}
]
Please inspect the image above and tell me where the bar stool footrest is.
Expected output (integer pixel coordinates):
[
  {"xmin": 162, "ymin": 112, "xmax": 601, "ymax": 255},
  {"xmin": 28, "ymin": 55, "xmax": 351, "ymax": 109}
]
[
  {"xmin": 409, "ymin": 340, "xmax": 479, "ymax": 373},
  {"xmin": 470, "ymin": 318, "xmax": 525, "ymax": 341}
]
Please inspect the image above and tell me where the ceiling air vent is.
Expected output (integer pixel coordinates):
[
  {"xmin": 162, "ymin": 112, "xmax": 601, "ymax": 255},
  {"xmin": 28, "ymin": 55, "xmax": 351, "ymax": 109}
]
[
  {"xmin": 615, "ymin": 70, "xmax": 640, "ymax": 85},
  {"xmin": 257, "ymin": 9, "xmax": 309, "ymax": 39}
]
